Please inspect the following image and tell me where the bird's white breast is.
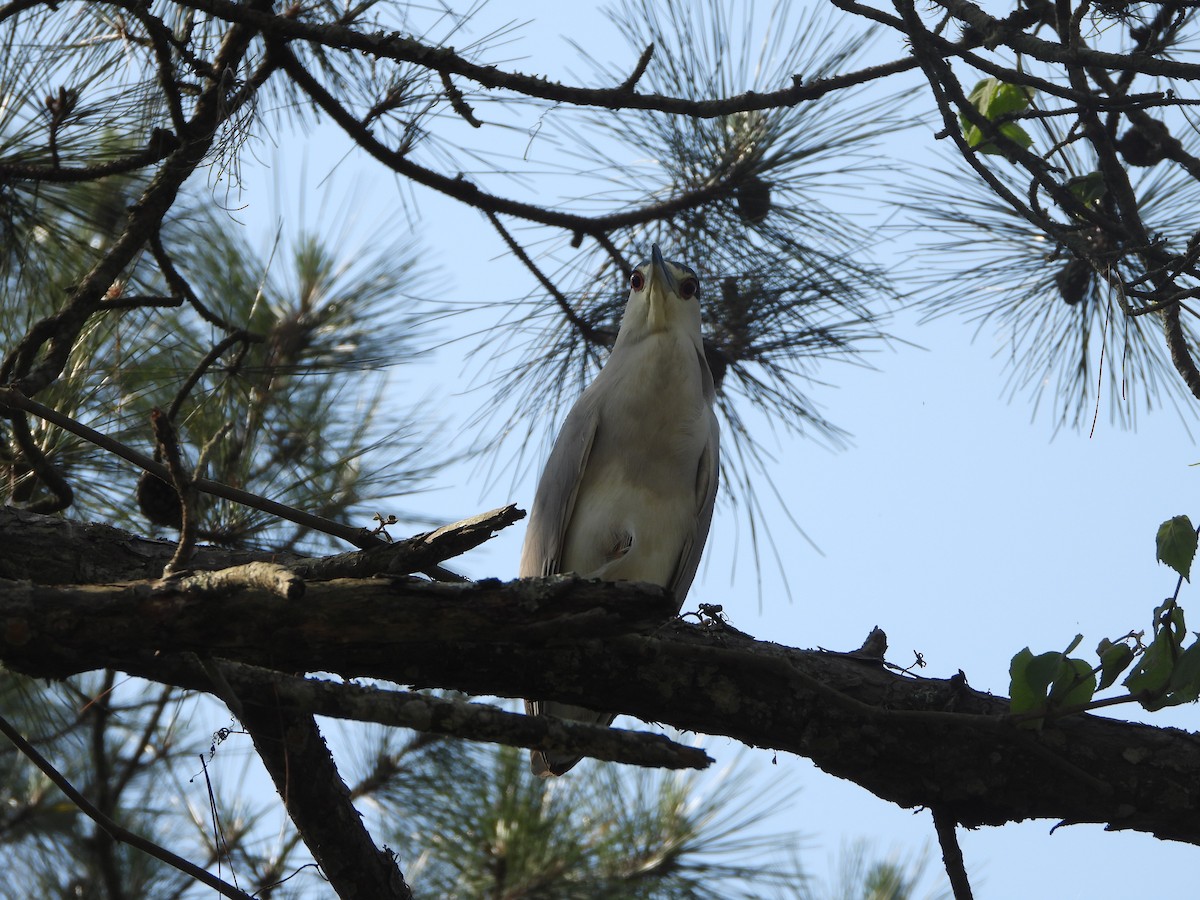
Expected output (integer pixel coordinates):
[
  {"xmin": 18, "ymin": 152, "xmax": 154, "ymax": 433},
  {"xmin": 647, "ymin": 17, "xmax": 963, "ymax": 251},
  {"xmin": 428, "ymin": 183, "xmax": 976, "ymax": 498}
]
[{"xmin": 560, "ymin": 330, "xmax": 712, "ymax": 586}]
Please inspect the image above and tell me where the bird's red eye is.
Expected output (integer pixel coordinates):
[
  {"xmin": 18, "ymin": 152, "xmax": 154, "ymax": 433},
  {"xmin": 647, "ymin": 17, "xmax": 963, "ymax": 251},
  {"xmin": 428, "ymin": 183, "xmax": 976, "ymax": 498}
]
[
  {"xmin": 680, "ymin": 278, "xmax": 699, "ymax": 300},
  {"xmin": 630, "ymin": 270, "xmax": 645, "ymax": 291}
]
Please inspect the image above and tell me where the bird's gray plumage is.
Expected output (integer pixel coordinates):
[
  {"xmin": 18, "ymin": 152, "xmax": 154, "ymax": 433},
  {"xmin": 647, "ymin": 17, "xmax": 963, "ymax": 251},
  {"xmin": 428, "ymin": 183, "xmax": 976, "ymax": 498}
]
[{"xmin": 520, "ymin": 245, "xmax": 720, "ymax": 777}]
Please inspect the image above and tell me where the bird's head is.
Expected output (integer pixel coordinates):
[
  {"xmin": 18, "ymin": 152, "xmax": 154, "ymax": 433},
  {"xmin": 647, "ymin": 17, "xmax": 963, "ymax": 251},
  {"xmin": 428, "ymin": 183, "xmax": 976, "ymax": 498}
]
[{"xmin": 618, "ymin": 244, "xmax": 702, "ymax": 340}]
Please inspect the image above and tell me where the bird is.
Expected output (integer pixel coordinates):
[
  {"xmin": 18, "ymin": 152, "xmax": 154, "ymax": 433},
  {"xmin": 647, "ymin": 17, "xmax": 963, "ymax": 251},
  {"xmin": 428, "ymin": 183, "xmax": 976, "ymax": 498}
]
[{"xmin": 519, "ymin": 244, "xmax": 720, "ymax": 777}]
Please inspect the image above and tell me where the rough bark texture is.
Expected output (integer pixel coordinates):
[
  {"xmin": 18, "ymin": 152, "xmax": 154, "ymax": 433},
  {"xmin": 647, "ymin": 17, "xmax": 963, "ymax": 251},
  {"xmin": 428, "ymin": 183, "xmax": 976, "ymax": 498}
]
[
  {"xmin": 0, "ymin": 505, "xmax": 522, "ymax": 584},
  {"xmin": 235, "ymin": 697, "xmax": 413, "ymax": 900},
  {"xmin": 2, "ymin": 551, "xmax": 1199, "ymax": 845}
]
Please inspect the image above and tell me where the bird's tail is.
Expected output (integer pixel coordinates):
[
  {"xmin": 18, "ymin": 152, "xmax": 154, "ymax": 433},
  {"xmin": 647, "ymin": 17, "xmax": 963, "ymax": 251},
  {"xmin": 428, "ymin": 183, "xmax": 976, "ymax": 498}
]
[{"xmin": 525, "ymin": 700, "xmax": 615, "ymax": 777}]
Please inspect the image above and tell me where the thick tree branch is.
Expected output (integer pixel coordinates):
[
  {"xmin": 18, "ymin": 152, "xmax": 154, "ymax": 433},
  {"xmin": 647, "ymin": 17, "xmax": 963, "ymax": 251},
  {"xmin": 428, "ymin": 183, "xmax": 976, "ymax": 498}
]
[
  {"xmin": 0, "ymin": 505, "xmax": 523, "ymax": 585},
  {"xmin": 233, "ymin": 698, "xmax": 413, "ymax": 900},
  {"xmin": 2, "ymin": 550, "xmax": 1200, "ymax": 846},
  {"xmin": 0, "ymin": 572, "xmax": 681, "ymax": 665}
]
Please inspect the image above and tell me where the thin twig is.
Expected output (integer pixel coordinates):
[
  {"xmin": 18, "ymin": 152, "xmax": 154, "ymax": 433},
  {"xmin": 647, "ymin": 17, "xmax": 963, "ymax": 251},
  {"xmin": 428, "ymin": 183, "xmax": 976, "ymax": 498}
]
[
  {"xmin": 152, "ymin": 409, "xmax": 197, "ymax": 575},
  {"xmin": 0, "ymin": 713, "xmax": 255, "ymax": 900},
  {"xmin": 618, "ymin": 43, "xmax": 654, "ymax": 92},
  {"xmin": 166, "ymin": 333, "xmax": 260, "ymax": 423},
  {"xmin": 485, "ymin": 210, "xmax": 610, "ymax": 348},
  {"xmin": 932, "ymin": 807, "xmax": 975, "ymax": 900},
  {"xmin": 438, "ymin": 71, "xmax": 482, "ymax": 127},
  {"xmin": 6, "ymin": 411, "xmax": 72, "ymax": 513},
  {"xmin": 98, "ymin": 294, "xmax": 186, "ymax": 311},
  {"xmin": 149, "ymin": 232, "xmax": 256, "ymax": 335}
]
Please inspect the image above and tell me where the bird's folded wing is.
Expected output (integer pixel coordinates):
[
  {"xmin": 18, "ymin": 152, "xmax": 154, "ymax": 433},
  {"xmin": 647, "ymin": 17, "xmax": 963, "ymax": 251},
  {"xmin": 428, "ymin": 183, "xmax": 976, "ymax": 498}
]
[
  {"xmin": 518, "ymin": 399, "xmax": 599, "ymax": 578},
  {"xmin": 669, "ymin": 411, "xmax": 720, "ymax": 604}
]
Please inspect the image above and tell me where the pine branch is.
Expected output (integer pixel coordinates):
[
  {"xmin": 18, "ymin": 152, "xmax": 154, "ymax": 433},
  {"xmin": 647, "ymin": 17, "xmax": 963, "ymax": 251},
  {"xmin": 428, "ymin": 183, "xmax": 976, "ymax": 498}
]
[
  {"xmin": 0, "ymin": 505, "xmax": 524, "ymax": 585},
  {"xmin": 272, "ymin": 44, "xmax": 788, "ymax": 237},
  {"xmin": 164, "ymin": 660, "xmax": 713, "ymax": 771},
  {"xmin": 0, "ymin": 19, "xmax": 272, "ymax": 398},
  {"xmin": 2, "ymin": 526, "xmax": 1200, "ymax": 846},
  {"xmin": 169, "ymin": 0, "xmax": 919, "ymax": 116},
  {"xmin": 0, "ymin": 387, "xmax": 393, "ymax": 551},
  {"xmin": 234, "ymin": 699, "xmax": 414, "ymax": 900}
]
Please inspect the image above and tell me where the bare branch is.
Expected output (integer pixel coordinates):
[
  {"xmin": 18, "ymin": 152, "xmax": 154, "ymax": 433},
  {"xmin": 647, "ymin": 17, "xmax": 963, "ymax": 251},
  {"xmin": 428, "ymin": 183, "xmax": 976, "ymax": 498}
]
[
  {"xmin": 175, "ymin": 561, "xmax": 304, "ymax": 600},
  {"xmin": 193, "ymin": 661, "xmax": 712, "ymax": 770},
  {"xmin": 932, "ymin": 807, "xmax": 975, "ymax": 900},
  {"xmin": 3, "ymin": 555, "xmax": 1200, "ymax": 845},
  {"xmin": 233, "ymin": 701, "xmax": 413, "ymax": 900},
  {"xmin": 0, "ymin": 505, "xmax": 523, "ymax": 584},
  {"xmin": 438, "ymin": 70, "xmax": 481, "ymax": 128},
  {"xmin": 177, "ymin": 0, "xmax": 918, "ymax": 116},
  {"xmin": 151, "ymin": 409, "xmax": 197, "ymax": 575},
  {"xmin": 618, "ymin": 43, "xmax": 655, "ymax": 93}
]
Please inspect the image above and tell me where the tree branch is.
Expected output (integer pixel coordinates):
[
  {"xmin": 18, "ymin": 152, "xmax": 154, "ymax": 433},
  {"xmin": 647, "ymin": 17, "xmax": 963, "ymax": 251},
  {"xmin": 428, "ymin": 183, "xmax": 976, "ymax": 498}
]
[
  {"xmin": 174, "ymin": 0, "xmax": 918, "ymax": 115},
  {"xmin": 0, "ymin": 505, "xmax": 523, "ymax": 585},
  {"xmin": 3, "ymin": 537, "xmax": 1200, "ymax": 845},
  {"xmin": 232, "ymin": 698, "xmax": 413, "ymax": 900},
  {"xmin": 0, "ymin": 387, "xmax": 393, "ymax": 551},
  {"xmin": 273, "ymin": 43, "xmax": 774, "ymax": 237},
  {"xmin": 932, "ymin": 0, "xmax": 1200, "ymax": 79},
  {"xmin": 0, "ymin": 129, "xmax": 181, "ymax": 182},
  {"xmin": 0, "ymin": 19, "xmax": 272, "ymax": 398},
  {"xmin": 932, "ymin": 807, "xmax": 974, "ymax": 900},
  {"xmin": 153, "ymin": 659, "xmax": 713, "ymax": 771}
]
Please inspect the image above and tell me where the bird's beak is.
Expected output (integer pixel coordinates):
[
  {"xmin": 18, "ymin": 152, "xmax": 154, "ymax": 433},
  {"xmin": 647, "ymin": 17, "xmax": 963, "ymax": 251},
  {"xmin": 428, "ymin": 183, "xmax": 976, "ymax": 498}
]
[{"xmin": 650, "ymin": 244, "xmax": 677, "ymax": 296}]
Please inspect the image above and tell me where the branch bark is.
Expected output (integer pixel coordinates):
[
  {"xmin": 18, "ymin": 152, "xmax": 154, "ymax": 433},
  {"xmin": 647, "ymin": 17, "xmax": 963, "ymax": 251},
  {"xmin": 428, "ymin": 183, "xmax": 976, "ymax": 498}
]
[
  {"xmin": 2, "ymin": 532, "xmax": 1199, "ymax": 846},
  {"xmin": 166, "ymin": 0, "xmax": 919, "ymax": 116},
  {"xmin": 233, "ymin": 698, "xmax": 413, "ymax": 900}
]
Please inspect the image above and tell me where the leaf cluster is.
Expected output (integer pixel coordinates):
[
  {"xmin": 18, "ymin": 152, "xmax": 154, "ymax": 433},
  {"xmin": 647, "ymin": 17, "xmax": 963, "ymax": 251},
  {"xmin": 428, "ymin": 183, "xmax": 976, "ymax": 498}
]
[{"xmin": 1009, "ymin": 514, "xmax": 1200, "ymax": 724}]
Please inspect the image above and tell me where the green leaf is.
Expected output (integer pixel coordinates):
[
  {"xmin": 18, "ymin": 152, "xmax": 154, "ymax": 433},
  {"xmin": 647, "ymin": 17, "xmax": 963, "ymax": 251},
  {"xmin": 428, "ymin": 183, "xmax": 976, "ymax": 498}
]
[
  {"xmin": 1009, "ymin": 648, "xmax": 1043, "ymax": 720},
  {"xmin": 959, "ymin": 78, "xmax": 1036, "ymax": 155},
  {"xmin": 1125, "ymin": 630, "xmax": 1175, "ymax": 710},
  {"xmin": 1156, "ymin": 515, "xmax": 1197, "ymax": 581},
  {"xmin": 1048, "ymin": 657, "xmax": 1096, "ymax": 709},
  {"xmin": 965, "ymin": 77, "xmax": 1036, "ymax": 119},
  {"xmin": 1066, "ymin": 172, "xmax": 1106, "ymax": 207},
  {"xmin": 1097, "ymin": 641, "xmax": 1135, "ymax": 691},
  {"xmin": 963, "ymin": 121, "xmax": 1033, "ymax": 155},
  {"xmin": 1010, "ymin": 648, "xmax": 1074, "ymax": 727},
  {"xmin": 1164, "ymin": 641, "xmax": 1200, "ymax": 706},
  {"xmin": 1168, "ymin": 604, "xmax": 1187, "ymax": 646}
]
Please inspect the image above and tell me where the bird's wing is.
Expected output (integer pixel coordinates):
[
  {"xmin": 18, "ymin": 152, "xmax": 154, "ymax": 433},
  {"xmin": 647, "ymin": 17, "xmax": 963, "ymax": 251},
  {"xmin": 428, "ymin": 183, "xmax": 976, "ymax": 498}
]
[
  {"xmin": 518, "ymin": 397, "xmax": 599, "ymax": 578},
  {"xmin": 668, "ymin": 406, "xmax": 720, "ymax": 604}
]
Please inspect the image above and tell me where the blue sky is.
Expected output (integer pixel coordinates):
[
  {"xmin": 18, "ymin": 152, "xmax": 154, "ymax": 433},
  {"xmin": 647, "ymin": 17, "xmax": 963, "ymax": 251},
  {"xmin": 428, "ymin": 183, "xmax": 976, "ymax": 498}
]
[{"xmin": 221, "ymin": 1, "xmax": 1200, "ymax": 895}]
